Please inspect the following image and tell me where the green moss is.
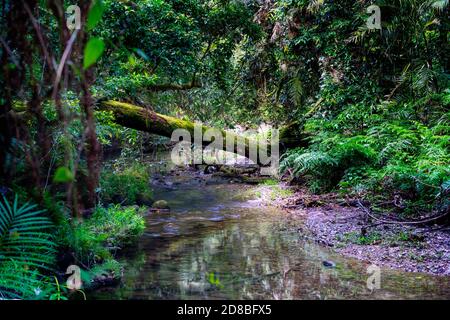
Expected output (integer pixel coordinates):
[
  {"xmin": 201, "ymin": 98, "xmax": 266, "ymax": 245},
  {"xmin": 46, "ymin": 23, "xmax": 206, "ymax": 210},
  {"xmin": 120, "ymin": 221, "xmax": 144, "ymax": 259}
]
[
  {"xmin": 259, "ymin": 179, "xmax": 279, "ymax": 186},
  {"xmin": 269, "ymin": 185, "xmax": 293, "ymax": 200},
  {"xmin": 341, "ymin": 231, "xmax": 382, "ymax": 245}
]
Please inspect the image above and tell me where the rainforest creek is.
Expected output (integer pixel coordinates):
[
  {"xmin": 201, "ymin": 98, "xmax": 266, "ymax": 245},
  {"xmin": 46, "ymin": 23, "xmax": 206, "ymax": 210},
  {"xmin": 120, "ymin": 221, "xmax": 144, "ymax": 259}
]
[{"xmin": 0, "ymin": 0, "xmax": 449, "ymax": 300}]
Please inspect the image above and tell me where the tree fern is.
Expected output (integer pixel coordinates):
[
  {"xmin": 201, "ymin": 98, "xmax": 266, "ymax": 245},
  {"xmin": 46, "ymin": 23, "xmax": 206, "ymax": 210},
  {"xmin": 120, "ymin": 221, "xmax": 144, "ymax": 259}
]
[
  {"xmin": 288, "ymin": 76, "xmax": 304, "ymax": 107},
  {"xmin": 0, "ymin": 195, "xmax": 57, "ymax": 299}
]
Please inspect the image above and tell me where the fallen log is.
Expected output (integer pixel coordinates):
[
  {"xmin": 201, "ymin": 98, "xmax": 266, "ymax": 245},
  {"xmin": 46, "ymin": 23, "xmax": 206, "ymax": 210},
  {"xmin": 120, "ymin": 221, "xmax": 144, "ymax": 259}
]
[
  {"xmin": 8, "ymin": 99, "xmax": 309, "ymax": 166},
  {"xmin": 95, "ymin": 100, "xmax": 308, "ymax": 165}
]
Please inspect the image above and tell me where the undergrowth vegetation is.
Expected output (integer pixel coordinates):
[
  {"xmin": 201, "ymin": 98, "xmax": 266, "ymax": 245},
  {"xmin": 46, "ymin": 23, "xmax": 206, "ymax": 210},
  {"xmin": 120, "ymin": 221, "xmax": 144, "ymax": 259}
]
[
  {"xmin": 1, "ymin": 0, "xmax": 449, "ymax": 300},
  {"xmin": 0, "ymin": 194, "xmax": 146, "ymax": 300},
  {"xmin": 280, "ymin": 96, "xmax": 450, "ymax": 215},
  {"xmin": 60, "ymin": 205, "xmax": 146, "ymax": 267},
  {"xmin": 274, "ymin": 1, "xmax": 449, "ymax": 217},
  {"xmin": 100, "ymin": 163, "xmax": 153, "ymax": 206}
]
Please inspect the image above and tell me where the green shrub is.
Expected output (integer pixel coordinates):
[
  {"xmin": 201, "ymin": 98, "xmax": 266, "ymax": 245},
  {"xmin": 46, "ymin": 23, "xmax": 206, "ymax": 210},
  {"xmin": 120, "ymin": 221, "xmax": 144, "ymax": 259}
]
[
  {"xmin": 100, "ymin": 163, "xmax": 153, "ymax": 206},
  {"xmin": 280, "ymin": 150, "xmax": 338, "ymax": 192},
  {"xmin": 89, "ymin": 205, "xmax": 146, "ymax": 247},
  {"xmin": 366, "ymin": 121, "xmax": 449, "ymax": 213},
  {"xmin": 64, "ymin": 205, "xmax": 146, "ymax": 266},
  {"xmin": 0, "ymin": 261, "xmax": 63, "ymax": 300}
]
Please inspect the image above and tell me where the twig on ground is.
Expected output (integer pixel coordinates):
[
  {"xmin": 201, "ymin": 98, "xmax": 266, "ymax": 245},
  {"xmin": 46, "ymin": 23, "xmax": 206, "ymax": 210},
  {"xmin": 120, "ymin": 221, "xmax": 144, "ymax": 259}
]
[{"xmin": 357, "ymin": 199, "xmax": 448, "ymax": 227}]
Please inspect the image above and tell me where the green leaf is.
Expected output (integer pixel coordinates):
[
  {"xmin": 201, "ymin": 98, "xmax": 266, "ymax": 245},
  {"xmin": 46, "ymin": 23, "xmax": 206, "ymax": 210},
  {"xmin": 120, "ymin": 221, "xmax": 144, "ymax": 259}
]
[
  {"xmin": 87, "ymin": 0, "xmax": 105, "ymax": 31},
  {"xmin": 53, "ymin": 167, "xmax": 74, "ymax": 183},
  {"xmin": 83, "ymin": 37, "xmax": 105, "ymax": 70},
  {"xmin": 0, "ymin": 195, "xmax": 56, "ymax": 299},
  {"xmin": 133, "ymin": 48, "xmax": 149, "ymax": 61}
]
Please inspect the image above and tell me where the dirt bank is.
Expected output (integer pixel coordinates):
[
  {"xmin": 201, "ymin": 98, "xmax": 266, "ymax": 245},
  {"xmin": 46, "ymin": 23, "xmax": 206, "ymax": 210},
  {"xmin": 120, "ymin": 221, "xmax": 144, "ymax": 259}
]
[{"xmin": 256, "ymin": 185, "xmax": 450, "ymax": 276}]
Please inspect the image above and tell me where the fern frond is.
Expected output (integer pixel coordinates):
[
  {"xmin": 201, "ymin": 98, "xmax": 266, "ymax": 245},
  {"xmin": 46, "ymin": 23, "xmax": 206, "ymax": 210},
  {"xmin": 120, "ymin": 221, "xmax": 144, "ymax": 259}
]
[
  {"xmin": 0, "ymin": 195, "xmax": 57, "ymax": 299},
  {"xmin": 288, "ymin": 76, "xmax": 304, "ymax": 106},
  {"xmin": 431, "ymin": 0, "xmax": 449, "ymax": 12}
]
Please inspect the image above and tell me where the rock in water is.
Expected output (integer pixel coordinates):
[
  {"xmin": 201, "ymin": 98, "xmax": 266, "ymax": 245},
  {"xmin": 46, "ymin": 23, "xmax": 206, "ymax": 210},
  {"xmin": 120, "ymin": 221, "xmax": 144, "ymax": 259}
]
[
  {"xmin": 322, "ymin": 260, "xmax": 336, "ymax": 268},
  {"xmin": 204, "ymin": 165, "xmax": 218, "ymax": 174},
  {"xmin": 152, "ymin": 200, "xmax": 170, "ymax": 210}
]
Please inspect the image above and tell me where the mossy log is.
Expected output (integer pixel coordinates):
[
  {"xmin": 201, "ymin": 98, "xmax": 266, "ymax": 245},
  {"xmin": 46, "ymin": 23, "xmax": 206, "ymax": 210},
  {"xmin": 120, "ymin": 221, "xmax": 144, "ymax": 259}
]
[
  {"xmin": 8, "ymin": 99, "xmax": 308, "ymax": 165},
  {"xmin": 96, "ymin": 100, "xmax": 308, "ymax": 165}
]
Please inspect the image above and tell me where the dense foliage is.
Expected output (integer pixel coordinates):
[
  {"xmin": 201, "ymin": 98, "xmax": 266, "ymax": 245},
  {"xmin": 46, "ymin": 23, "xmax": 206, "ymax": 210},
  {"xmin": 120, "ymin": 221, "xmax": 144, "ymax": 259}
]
[
  {"xmin": 0, "ymin": 0, "xmax": 448, "ymax": 299},
  {"xmin": 269, "ymin": 0, "xmax": 449, "ymax": 215}
]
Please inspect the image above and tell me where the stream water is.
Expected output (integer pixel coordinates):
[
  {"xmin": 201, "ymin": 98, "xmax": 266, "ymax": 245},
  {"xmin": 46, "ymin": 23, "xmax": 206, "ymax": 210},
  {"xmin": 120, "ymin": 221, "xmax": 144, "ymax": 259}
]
[{"xmin": 90, "ymin": 161, "xmax": 450, "ymax": 300}]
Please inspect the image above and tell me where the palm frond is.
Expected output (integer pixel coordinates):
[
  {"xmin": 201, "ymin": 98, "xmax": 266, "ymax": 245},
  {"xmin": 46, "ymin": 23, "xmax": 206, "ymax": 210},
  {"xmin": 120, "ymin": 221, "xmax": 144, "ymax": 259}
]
[
  {"xmin": 431, "ymin": 0, "xmax": 449, "ymax": 12},
  {"xmin": 0, "ymin": 195, "xmax": 57, "ymax": 299}
]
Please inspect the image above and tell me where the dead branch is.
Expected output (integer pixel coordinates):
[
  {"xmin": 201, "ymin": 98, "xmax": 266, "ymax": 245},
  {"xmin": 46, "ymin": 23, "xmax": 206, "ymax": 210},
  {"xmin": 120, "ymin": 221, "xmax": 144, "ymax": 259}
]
[{"xmin": 357, "ymin": 199, "xmax": 448, "ymax": 227}]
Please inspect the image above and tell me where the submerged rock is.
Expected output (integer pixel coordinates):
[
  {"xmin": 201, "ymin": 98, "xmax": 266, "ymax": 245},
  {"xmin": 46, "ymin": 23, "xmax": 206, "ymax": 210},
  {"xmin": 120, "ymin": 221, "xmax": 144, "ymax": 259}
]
[
  {"xmin": 152, "ymin": 200, "xmax": 170, "ymax": 210},
  {"xmin": 204, "ymin": 165, "xmax": 219, "ymax": 174}
]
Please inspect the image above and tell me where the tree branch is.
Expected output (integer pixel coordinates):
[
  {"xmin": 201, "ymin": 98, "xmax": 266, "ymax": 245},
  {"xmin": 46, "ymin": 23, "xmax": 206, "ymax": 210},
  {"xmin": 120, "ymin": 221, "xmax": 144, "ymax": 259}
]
[{"xmin": 147, "ymin": 80, "xmax": 202, "ymax": 92}]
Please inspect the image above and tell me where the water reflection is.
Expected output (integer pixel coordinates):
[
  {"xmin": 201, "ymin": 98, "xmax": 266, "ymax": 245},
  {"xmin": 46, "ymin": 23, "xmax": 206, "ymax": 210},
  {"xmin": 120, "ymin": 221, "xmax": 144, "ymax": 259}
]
[{"xmin": 91, "ymin": 175, "xmax": 450, "ymax": 300}]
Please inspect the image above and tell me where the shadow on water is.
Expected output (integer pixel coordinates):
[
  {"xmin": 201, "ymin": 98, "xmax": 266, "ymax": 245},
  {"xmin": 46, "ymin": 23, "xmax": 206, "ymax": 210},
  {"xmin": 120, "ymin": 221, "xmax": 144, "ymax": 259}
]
[{"xmin": 90, "ymin": 162, "xmax": 450, "ymax": 300}]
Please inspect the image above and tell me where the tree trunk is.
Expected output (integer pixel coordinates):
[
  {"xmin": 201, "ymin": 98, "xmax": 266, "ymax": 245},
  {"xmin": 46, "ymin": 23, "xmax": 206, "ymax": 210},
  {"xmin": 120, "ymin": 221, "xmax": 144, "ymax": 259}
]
[{"xmin": 96, "ymin": 100, "xmax": 308, "ymax": 165}]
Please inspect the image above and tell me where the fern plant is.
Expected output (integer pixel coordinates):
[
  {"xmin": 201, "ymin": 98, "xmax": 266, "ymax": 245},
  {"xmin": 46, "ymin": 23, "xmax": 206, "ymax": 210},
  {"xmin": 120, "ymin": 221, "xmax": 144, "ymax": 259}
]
[
  {"xmin": 0, "ymin": 195, "xmax": 57, "ymax": 299},
  {"xmin": 280, "ymin": 135, "xmax": 377, "ymax": 193},
  {"xmin": 280, "ymin": 149, "xmax": 339, "ymax": 192}
]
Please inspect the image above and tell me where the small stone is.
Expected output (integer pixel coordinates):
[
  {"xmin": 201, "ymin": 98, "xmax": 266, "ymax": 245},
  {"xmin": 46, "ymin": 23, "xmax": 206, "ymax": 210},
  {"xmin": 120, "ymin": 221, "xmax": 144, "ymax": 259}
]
[
  {"xmin": 152, "ymin": 200, "xmax": 170, "ymax": 210},
  {"xmin": 322, "ymin": 260, "xmax": 336, "ymax": 268}
]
